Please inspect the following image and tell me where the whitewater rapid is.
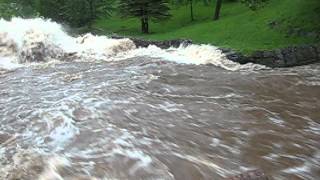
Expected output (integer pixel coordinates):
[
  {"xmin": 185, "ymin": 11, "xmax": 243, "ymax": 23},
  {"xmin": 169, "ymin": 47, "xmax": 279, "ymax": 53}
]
[
  {"xmin": 0, "ymin": 18, "xmax": 266, "ymax": 71},
  {"xmin": 1, "ymin": 17, "xmax": 320, "ymax": 180}
]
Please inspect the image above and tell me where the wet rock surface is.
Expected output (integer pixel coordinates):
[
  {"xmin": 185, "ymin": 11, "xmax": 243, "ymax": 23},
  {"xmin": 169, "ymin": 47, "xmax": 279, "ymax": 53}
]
[{"xmin": 221, "ymin": 44, "xmax": 320, "ymax": 68}]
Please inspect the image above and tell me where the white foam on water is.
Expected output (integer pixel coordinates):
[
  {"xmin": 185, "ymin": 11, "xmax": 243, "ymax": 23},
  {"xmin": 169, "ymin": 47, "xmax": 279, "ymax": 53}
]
[
  {"xmin": 75, "ymin": 34, "xmax": 136, "ymax": 59},
  {"xmin": 0, "ymin": 57, "xmax": 22, "ymax": 70},
  {"xmin": 124, "ymin": 45, "xmax": 267, "ymax": 71},
  {"xmin": 0, "ymin": 18, "xmax": 71, "ymax": 49},
  {"xmin": 38, "ymin": 156, "xmax": 71, "ymax": 180},
  {"xmin": 0, "ymin": 18, "xmax": 136, "ymax": 68},
  {"xmin": 0, "ymin": 17, "xmax": 267, "ymax": 71},
  {"xmin": 172, "ymin": 152, "xmax": 232, "ymax": 177}
]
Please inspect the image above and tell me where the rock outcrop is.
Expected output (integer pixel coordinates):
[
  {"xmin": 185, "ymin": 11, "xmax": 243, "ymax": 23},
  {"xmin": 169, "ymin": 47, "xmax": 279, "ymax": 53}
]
[{"xmin": 221, "ymin": 44, "xmax": 320, "ymax": 68}]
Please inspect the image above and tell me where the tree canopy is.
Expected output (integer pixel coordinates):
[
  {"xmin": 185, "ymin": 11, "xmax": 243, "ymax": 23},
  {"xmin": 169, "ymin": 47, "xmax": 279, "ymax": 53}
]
[{"xmin": 38, "ymin": 0, "xmax": 114, "ymax": 27}]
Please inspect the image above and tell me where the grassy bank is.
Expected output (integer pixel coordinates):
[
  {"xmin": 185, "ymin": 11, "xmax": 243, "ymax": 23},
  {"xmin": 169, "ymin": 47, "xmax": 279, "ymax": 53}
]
[{"xmin": 94, "ymin": 0, "xmax": 320, "ymax": 54}]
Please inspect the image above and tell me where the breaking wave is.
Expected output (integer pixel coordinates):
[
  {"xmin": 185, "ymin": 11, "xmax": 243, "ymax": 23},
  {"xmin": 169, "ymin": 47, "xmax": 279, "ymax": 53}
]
[
  {"xmin": 125, "ymin": 45, "xmax": 267, "ymax": 71},
  {"xmin": 0, "ymin": 17, "xmax": 266, "ymax": 71},
  {"xmin": 0, "ymin": 18, "xmax": 136, "ymax": 64}
]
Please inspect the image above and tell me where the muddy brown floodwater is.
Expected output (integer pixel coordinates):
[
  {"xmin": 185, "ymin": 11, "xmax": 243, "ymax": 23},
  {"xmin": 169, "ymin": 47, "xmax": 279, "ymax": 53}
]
[{"xmin": 0, "ymin": 58, "xmax": 319, "ymax": 180}]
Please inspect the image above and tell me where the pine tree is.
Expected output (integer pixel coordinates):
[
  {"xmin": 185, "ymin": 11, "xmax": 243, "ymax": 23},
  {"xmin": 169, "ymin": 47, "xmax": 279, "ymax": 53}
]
[{"xmin": 119, "ymin": 0, "xmax": 171, "ymax": 34}]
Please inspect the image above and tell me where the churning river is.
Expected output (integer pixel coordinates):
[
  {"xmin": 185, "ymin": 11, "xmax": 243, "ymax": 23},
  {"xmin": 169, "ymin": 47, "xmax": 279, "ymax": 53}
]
[{"xmin": 0, "ymin": 18, "xmax": 319, "ymax": 180}]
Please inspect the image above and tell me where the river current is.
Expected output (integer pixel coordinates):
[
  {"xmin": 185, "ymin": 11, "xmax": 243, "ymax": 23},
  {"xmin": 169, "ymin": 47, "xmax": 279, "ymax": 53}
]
[{"xmin": 0, "ymin": 18, "xmax": 319, "ymax": 180}]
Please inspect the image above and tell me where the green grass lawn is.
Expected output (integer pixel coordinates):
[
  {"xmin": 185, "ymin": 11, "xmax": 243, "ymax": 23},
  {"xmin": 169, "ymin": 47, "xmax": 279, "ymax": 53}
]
[{"xmin": 94, "ymin": 0, "xmax": 320, "ymax": 54}]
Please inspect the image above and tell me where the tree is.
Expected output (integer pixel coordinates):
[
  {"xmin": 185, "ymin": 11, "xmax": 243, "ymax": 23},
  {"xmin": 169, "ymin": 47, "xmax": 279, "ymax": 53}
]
[
  {"xmin": 171, "ymin": 0, "xmax": 208, "ymax": 21},
  {"xmin": 0, "ymin": 0, "xmax": 37, "ymax": 19},
  {"xmin": 189, "ymin": 0, "xmax": 194, "ymax": 21},
  {"xmin": 81, "ymin": 0, "xmax": 115, "ymax": 27},
  {"xmin": 213, "ymin": 0, "xmax": 222, "ymax": 20},
  {"xmin": 38, "ymin": 0, "xmax": 66, "ymax": 23},
  {"xmin": 38, "ymin": 0, "xmax": 114, "ymax": 27},
  {"xmin": 119, "ymin": 0, "xmax": 171, "ymax": 34},
  {"xmin": 170, "ymin": 0, "xmax": 213, "ymax": 22}
]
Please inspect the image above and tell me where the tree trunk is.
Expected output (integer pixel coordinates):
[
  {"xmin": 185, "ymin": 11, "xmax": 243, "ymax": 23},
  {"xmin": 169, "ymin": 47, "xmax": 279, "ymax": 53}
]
[
  {"xmin": 144, "ymin": 17, "xmax": 149, "ymax": 34},
  {"xmin": 88, "ymin": 0, "xmax": 94, "ymax": 28},
  {"xmin": 140, "ymin": 6, "xmax": 149, "ymax": 34},
  {"xmin": 141, "ymin": 17, "xmax": 149, "ymax": 34},
  {"xmin": 141, "ymin": 18, "xmax": 145, "ymax": 33},
  {"xmin": 190, "ymin": 0, "xmax": 194, "ymax": 21},
  {"xmin": 214, "ymin": 0, "xmax": 222, "ymax": 21}
]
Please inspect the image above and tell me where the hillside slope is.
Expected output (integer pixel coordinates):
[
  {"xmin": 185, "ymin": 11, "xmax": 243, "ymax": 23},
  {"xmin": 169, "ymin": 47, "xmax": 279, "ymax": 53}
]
[{"xmin": 94, "ymin": 0, "xmax": 320, "ymax": 53}]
